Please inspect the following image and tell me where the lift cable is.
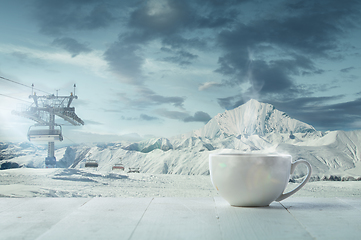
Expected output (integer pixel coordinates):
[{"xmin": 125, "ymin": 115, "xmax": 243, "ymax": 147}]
[
  {"xmin": 0, "ymin": 76, "xmax": 52, "ymax": 95},
  {"xmin": 63, "ymin": 135, "xmax": 77, "ymax": 144},
  {"xmin": 0, "ymin": 93, "xmax": 32, "ymax": 103}
]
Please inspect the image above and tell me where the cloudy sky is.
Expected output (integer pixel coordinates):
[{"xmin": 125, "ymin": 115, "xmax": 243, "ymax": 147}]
[{"xmin": 1, "ymin": 0, "xmax": 361, "ymax": 144}]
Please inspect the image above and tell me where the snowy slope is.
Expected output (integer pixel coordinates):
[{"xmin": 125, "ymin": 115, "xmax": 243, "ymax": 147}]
[{"xmin": 2, "ymin": 99, "xmax": 361, "ymax": 180}]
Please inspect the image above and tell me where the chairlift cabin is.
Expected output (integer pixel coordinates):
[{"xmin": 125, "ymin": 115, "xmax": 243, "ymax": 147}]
[
  {"xmin": 128, "ymin": 167, "xmax": 140, "ymax": 173},
  {"xmin": 27, "ymin": 125, "xmax": 63, "ymax": 142},
  {"xmin": 85, "ymin": 160, "xmax": 98, "ymax": 168},
  {"xmin": 112, "ymin": 164, "xmax": 125, "ymax": 171}
]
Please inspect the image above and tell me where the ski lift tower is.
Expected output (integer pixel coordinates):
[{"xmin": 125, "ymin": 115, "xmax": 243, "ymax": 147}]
[{"xmin": 12, "ymin": 84, "xmax": 84, "ymax": 168}]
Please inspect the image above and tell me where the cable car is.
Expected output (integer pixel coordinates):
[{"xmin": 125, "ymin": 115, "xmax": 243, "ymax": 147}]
[
  {"xmin": 85, "ymin": 160, "xmax": 98, "ymax": 168},
  {"xmin": 112, "ymin": 163, "xmax": 125, "ymax": 171},
  {"xmin": 27, "ymin": 125, "xmax": 63, "ymax": 142},
  {"xmin": 128, "ymin": 167, "xmax": 140, "ymax": 173}
]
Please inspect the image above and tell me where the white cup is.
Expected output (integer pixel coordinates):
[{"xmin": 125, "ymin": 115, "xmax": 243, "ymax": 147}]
[{"xmin": 209, "ymin": 153, "xmax": 312, "ymax": 207}]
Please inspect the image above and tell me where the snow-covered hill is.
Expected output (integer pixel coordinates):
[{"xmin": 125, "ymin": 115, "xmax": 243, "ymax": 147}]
[{"xmin": 2, "ymin": 99, "xmax": 361, "ymax": 180}]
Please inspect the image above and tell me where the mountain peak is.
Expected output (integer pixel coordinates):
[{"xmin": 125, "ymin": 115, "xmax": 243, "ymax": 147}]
[
  {"xmin": 240, "ymin": 98, "xmax": 267, "ymax": 107},
  {"xmin": 233, "ymin": 99, "xmax": 275, "ymax": 114},
  {"xmin": 193, "ymin": 99, "xmax": 316, "ymax": 138}
]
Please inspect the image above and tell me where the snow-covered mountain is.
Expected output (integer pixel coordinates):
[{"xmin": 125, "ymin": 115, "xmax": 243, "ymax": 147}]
[
  {"xmin": 189, "ymin": 99, "xmax": 316, "ymax": 139},
  {"xmin": 2, "ymin": 99, "xmax": 361, "ymax": 180}
]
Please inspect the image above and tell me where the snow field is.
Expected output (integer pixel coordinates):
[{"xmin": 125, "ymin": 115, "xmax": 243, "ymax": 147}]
[
  {"xmin": 1, "ymin": 168, "xmax": 361, "ymax": 198},
  {"xmin": 0, "ymin": 168, "xmax": 218, "ymax": 198}
]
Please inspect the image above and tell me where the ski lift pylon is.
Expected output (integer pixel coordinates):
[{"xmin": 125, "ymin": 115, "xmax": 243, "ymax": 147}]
[{"xmin": 45, "ymin": 156, "xmax": 56, "ymax": 168}]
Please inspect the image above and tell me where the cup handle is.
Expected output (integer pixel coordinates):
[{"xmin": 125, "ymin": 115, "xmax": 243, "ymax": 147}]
[{"xmin": 275, "ymin": 160, "xmax": 312, "ymax": 202}]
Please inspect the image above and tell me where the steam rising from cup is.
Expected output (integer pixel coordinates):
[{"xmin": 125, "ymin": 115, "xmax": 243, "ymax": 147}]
[{"xmin": 239, "ymin": 47, "xmax": 265, "ymax": 103}]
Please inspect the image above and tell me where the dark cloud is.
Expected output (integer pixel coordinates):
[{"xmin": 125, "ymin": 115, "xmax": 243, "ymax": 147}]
[
  {"xmin": 195, "ymin": 0, "xmax": 249, "ymax": 7},
  {"xmin": 140, "ymin": 114, "xmax": 159, "ymax": 121},
  {"xmin": 161, "ymin": 48, "xmax": 198, "ymax": 65},
  {"xmin": 270, "ymin": 96, "xmax": 344, "ymax": 111},
  {"xmin": 215, "ymin": 51, "xmax": 314, "ymax": 98},
  {"xmin": 11, "ymin": 51, "xmax": 29, "ymax": 61},
  {"xmin": 10, "ymin": 51, "xmax": 49, "ymax": 66},
  {"xmin": 217, "ymin": 0, "xmax": 358, "ymax": 56},
  {"xmin": 31, "ymin": 0, "xmax": 360, "ymax": 91},
  {"xmin": 146, "ymin": 94, "xmax": 184, "ymax": 107},
  {"xmin": 155, "ymin": 108, "xmax": 190, "ymax": 121},
  {"xmin": 128, "ymin": 1, "xmax": 191, "ymax": 36},
  {"xmin": 155, "ymin": 109, "xmax": 211, "ymax": 123},
  {"xmin": 103, "ymin": 42, "xmax": 144, "ymax": 85},
  {"xmin": 184, "ymin": 111, "xmax": 211, "ymax": 123},
  {"xmin": 267, "ymin": 96, "xmax": 361, "ymax": 131},
  {"xmin": 340, "ymin": 67, "xmax": 355, "ymax": 73},
  {"xmin": 52, "ymin": 37, "xmax": 92, "ymax": 57},
  {"xmin": 119, "ymin": 114, "xmax": 159, "ymax": 121},
  {"xmin": 302, "ymin": 69, "xmax": 326, "ymax": 76},
  {"xmin": 319, "ymin": 98, "xmax": 361, "ymax": 119},
  {"xmin": 216, "ymin": 51, "xmax": 320, "ymax": 89},
  {"xmin": 127, "ymin": 1, "xmax": 237, "ymax": 38},
  {"xmin": 217, "ymin": 96, "xmax": 246, "ymax": 110},
  {"xmin": 296, "ymin": 83, "xmax": 339, "ymax": 96},
  {"xmin": 137, "ymin": 87, "xmax": 184, "ymax": 108},
  {"xmin": 121, "ymin": 116, "xmax": 138, "ymax": 121},
  {"xmin": 215, "ymin": 0, "xmax": 361, "ymax": 98},
  {"xmin": 217, "ymin": 96, "xmax": 235, "ymax": 109},
  {"xmin": 162, "ymin": 35, "xmax": 206, "ymax": 49},
  {"xmin": 246, "ymin": 60, "xmax": 295, "ymax": 94},
  {"xmin": 10, "ymin": 52, "xmax": 38, "ymax": 65},
  {"xmin": 118, "ymin": 86, "xmax": 185, "ymax": 109},
  {"xmin": 103, "ymin": 0, "xmax": 242, "ymax": 82},
  {"xmin": 32, "ymin": 0, "xmax": 119, "ymax": 35},
  {"xmin": 33, "ymin": 0, "xmax": 242, "ymax": 37}
]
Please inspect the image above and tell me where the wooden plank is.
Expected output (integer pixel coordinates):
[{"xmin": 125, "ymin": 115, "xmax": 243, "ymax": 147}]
[
  {"xmin": 337, "ymin": 197, "xmax": 361, "ymax": 211},
  {"xmin": 36, "ymin": 197, "xmax": 153, "ymax": 240},
  {"xmin": 130, "ymin": 197, "xmax": 222, "ymax": 240},
  {"xmin": 281, "ymin": 197, "xmax": 361, "ymax": 240},
  {"xmin": 0, "ymin": 198, "xmax": 90, "ymax": 240},
  {"xmin": 1, "ymin": 197, "xmax": 360, "ymax": 240},
  {"xmin": 214, "ymin": 197, "xmax": 313, "ymax": 240},
  {"xmin": 0, "ymin": 198, "xmax": 31, "ymax": 213}
]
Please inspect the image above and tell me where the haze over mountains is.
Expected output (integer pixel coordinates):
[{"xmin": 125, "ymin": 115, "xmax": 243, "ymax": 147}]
[{"xmin": 1, "ymin": 100, "xmax": 361, "ymax": 181}]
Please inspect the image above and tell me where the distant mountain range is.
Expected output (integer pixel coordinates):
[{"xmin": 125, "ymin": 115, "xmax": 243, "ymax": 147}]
[{"xmin": 2, "ymin": 99, "xmax": 361, "ymax": 180}]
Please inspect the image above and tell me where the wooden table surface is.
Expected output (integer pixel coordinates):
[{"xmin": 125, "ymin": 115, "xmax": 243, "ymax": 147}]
[{"xmin": 0, "ymin": 197, "xmax": 360, "ymax": 240}]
